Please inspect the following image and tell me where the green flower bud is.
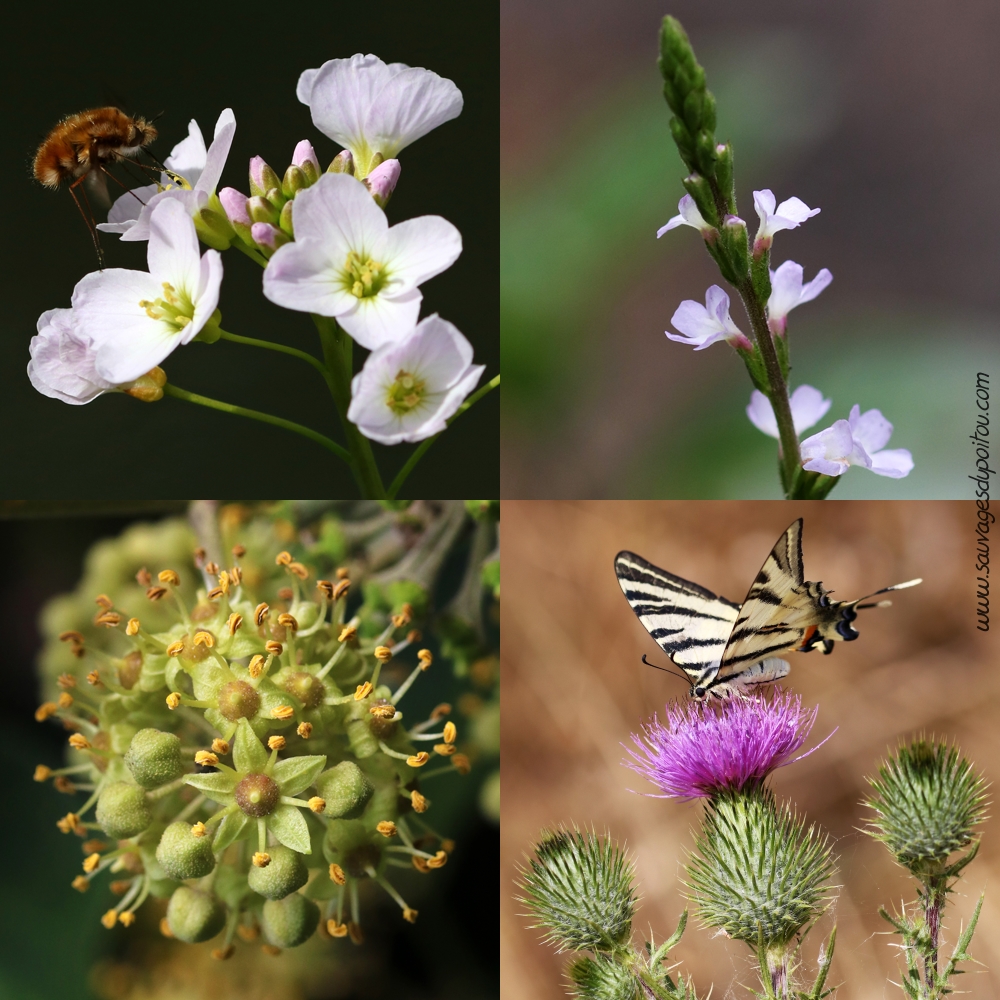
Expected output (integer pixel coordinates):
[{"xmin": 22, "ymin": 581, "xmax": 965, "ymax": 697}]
[
  {"xmin": 261, "ymin": 893, "xmax": 319, "ymax": 948},
  {"xmin": 864, "ymin": 740, "xmax": 988, "ymax": 875},
  {"xmin": 684, "ymin": 790, "xmax": 834, "ymax": 948},
  {"xmin": 567, "ymin": 956, "xmax": 640, "ymax": 1000},
  {"xmin": 217, "ymin": 679, "xmax": 261, "ymax": 722},
  {"xmin": 279, "ymin": 199, "xmax": 294, "ymax": 237},
  {"xmin": 327, "ymin": 149, "xmax": 354, "ymax": 174},
  {"xmin": 517, "ymin": 827, "xmax": 636, "ymax": 954},
  {"xmin": 324, "ymin": 819, "xmax": 382, "ymax": 877},
  {"xmin": 282, "ymin": 165, "xmax": 307, "ymax": 199},
  {"xmin": 124, "ymin": 729, "xmax": 184, "ymax": 789},
  {"xmin": 247, "ymin": 845, "xmax": 308, "ymax": 900},
  {"xmin": 156, "ymin": 821, "xmax": 216, "ymax": 880},
  {"xmin": 96, "ymin": 781, "xmax": 153, "ymax": 839},
  {"xmin": 247, "ymin": 195, "xmax": 280, "ymax": 226},
  {"xmin": 166, "ymin": 886, "xmax": 226, "ymax": 943},
  {"xmin": 315, "ymin": 762, "xmax": 375, "ymax": 819}
]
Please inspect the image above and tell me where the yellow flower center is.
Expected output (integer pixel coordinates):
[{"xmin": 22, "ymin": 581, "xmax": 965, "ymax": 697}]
[
  {"xmin": 345, "ymin": 251, "xmax": 385, "ymax": 298},
  {"xmin": 137, "ymin": 282, "xmax": 193, "ymax": 332},
  {"xmin": 386, "ymin": 370, "xmax": 427, "ymax": 414}
]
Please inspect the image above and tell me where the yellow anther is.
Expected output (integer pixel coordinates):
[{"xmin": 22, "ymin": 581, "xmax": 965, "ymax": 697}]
[
  {"xmin": 252, "ymin": 852, "xmax": 271, "ymax": 868},
  {"xmin": 248, "ymin": 654, "xmax": 266, "ymax": 678},
  {"xmin": 316, "ymin": 580, "xmax": 334, "ymax": 600},
  {"xmin": 328, "ymin": 863, "xmax": 346, "ymax": 885},
  {"xmin": 72, "ymin": 875, "xmax": 90, "ymax": 892},
  {"xmin": 261, "ymin": 944, "xmax": 283, "ymax": 956},
  {"xmin": 332, "ymin": 579, "xmax": 351, "ymax": 600},
  {"xmin": 434, "ymin": 743, "xmax": 456, "ymax": 756},
  {"xmin": 442, "ymin": 721, "xmax": 457, "ymax": 744},
  {"xmin": 159, "ymin": 917, "xmax": 173, "ymax": 937},
  {"xmin": 335, "ymin": 567, "xmax": 350, "ymax": 580},
  {"xmin": 412, "ymin": 855, "xmax": 431, "ymax": 873},
  {"xmin": 166, "ymin": 692, "xmax": 181, "ymax": 710},
  {"xmin": 227, "ymin": 613, "xmax": 243, "ymax": 635},
  {"xmin": 376, "ymin": 821, "xmax": 397, "ymax": 838},
  {"xmin": 193, "ymin": 631, "xmax": 215, "ymax": 647},
  {"xmin": 271, "ymin": 705, "xmax": 294, "ymax": 720},
  {"xmin": 296, "ymin": 722, "xmax": 313, "ymax": 739},
  {"xmin": 275, "ymin": 551, "xmax": 293, "ymax": 566},
  {"xmin": 165, "ymin": 640, "xmax": 185, "ymax": 657},
  {"xmin": 204, "ymin": 561, "xmax": 220, "ymax": 576},
  {"xmin": 230, "ymin": 565, "xmax": 242, "ymax": 585},
  {"xmin": 327, "ymin": 919, "xmax": 348, "ymax": 937},
  {"xmin": 57, "ymin": 812, "xmax": 82, "ymax": 835},
  {"xmin": 406, "ymin": 752, "xmax": 430, "ymax": 767},
  {"xmin": 211, "ymin": 945, "xmax": 234, "ymax": 960},
  {"xmin": 427, "ymin": 850, "xmax": 448, "ymax": 869},
  {"xmin": 369, "ymin": 704, "xmax": 396, "ymax": 719},
  {"xmin": 207, "ymin": 586, "xmax": 224, "ymax": 600},
  {"xmin": 35, "ymin": 702, "xmax": 59, "ymax": 722},
  {"xmin": 267, "ymin": 735, "xmax": 286, "ymax": 751},
  {"xmin": 308, "ymin": 796, "xmax": 326, "ymax": 813},
  {"xmin": 410, "ymin": 790, "xmax": 428, "ymax": 813},
  {"xmin": 57, "ymin": 692, "xmax": 74, "ymax": 709},
  {"xmin": 60, "ymin": 630, "xmax": 85, "ymax": 644},
  {"xmin": 57, "ymin": 673, "xmax": 77, "ymax": 689},
  {"xmin": 95, "ymin": 611, "xmax": 122, "ymax": 627},
  {"xmin": 191, "ymin": 822, "xmax": 207, "ymax": 838},
  {"xmin": 83, "ymin": 839, "xmax": 108, "ymax": 854},
  {"xmin": 217, "ymin": 570, "xmax": 230, "ymax": 594},
  {"xmin": 402, "ymin": 907, "xmax": 419, "ymax": 923},
  {"xmin": 101, "ymin": 910, "xmax": 118, "ymax": 929},
  {"xmin": 354, "ymin": 681, "xmax": 373, "ymax": 701},
  {"xmin": 158, "ymin": 569, "xmax": 180, "ymax": 586},
  {"xmin": 338, "ymin": 624, "xmax": 357, "ymax": 643},
  {"xmin": 125, "ymin": 618, "xmax": 140, "ymax": 636},
  {"xmin": 417, "ymin": 649, "xmax": 433, "ymax": 670},
  {"xmin": 95, "ymin": 594, "xmax": 113, "ymax": 609},
  {"xmin": 118, "ymin": 911, "xmax": 136, "ymax": 928},
  {"xmin": 288, "ymin": 561, "xmax": 309, "ymax": 580},
  {"xmin": 145, "ymin": 586, "xmax": 168, "ymax": 601},
  {"xmin": 86, "ymin": 670, "xmax": 101, "ymax": 686},
  {"xmin": 211, "ymin": 738, "xmax": 230, "ymax": 755},
  {"xmin": 33, "ymin": 765, "xmax": 52, "ymax": 782},
  {"xmin": 452, "ymin": 754, "xmax": 471, "ymax": 775},
  {"xmin": 83, "ymin": 853, "xmax": 101, "ymax": 873},
  {"xmin": 109, "ymin": 880, "xmax": 133, "ymax": 896},
  {"xmin": 265, "ymin": 640, "xmax": 283, "ymax": 655},
  {"xmin": 277, "ymin": 613, "xmax": 298, "ymax": 631},
  {"xmin": 236, "ymin": 923, "xmax": 259, "ymax": 941},
  {"xmin": 254, "ymin": 602, "xmax": 270, "ymax": 626},
  {"xmin": 54, "ymin": 776, "xmax": 77, "ymax": 794},
  {"xmin": 374, "ymin": 645, "xmax": 392, "ymax": 662},
  {"xmin": 68, "ymin": 734, "xmax": 90, "ymax": 750},
  {"xmin": 195, "ymin": 751, "xmax": 219, "ymax": 767}
]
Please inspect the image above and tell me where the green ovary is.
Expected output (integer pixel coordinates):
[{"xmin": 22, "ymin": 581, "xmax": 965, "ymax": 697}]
[
  {"xmin": 385, "ymin": 370, "xmax": 427, "ymax": 415},
  {"xmin": 345, "ymin": 251, "xmax": 386, "ymax": 298}
]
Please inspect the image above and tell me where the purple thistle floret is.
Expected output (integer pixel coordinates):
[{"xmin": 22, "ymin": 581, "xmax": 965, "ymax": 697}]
[{"xmin": 624, "ymin": 689, "xmax": 828, "ymax": 800}]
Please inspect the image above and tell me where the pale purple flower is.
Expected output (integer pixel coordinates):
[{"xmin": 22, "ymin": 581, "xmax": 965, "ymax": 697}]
[
  {"xmin": 656, "ymin": 194, "xmax": 715, "ymax": 239},
  {"xmin": 753, "ymin": 189, "xmax": 820, "ymax": 254},
  {"xmin": 291, "ymin": 140, "xmax": 321, "ymax": 181},
  {"xmin": 767, "ymin": 260, "xmax": 833, "ymax": 334},
  {"xmin": 625, "ymin": 690, "xmax": 825, "ymax": 799},
  {"xmin": 799, "ymin": 405, "xmax": 913, "ymax": 479},
  {"xmin": 297, "ymin": 54, "xmax": 462, "ymax": 178},
  {"xmin": 27, "ymin": 308, "xmax": 116, "ymax": 404},
  {"xmin": 364, "ymin": 158, "xmax": 401, "ymax": 208},
  {"xmin": 746, "ymin": 385, "xmax": 832, "ymax": 439},
  {"xmin": 667, "ymin": 285, "xmax": 752, "ymax": 351}
]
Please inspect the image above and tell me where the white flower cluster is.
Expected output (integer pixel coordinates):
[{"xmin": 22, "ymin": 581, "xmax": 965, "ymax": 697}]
[{"xmin": 29, "ymin": 55, "xmax": 483, "ymax": 445}]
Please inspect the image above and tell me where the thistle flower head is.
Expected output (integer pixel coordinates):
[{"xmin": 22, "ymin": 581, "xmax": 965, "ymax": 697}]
[
  {"xmin": 864, "ymin": 739, "xmax": 989, "ymax": 873},
  {"xmin": 566, "ymin": 955, "xmax": 641, "ymax": 1000},
  {"xmin": 517, "ymin": 827, "xmax": 637, "ymax": 954},
  {"xmin": 684, "ymin": 790, "xmax": 835, "ymax": 947},
  {"xmin": 625, "ymin": 690, "xmax": 823, "ymax": 800}
]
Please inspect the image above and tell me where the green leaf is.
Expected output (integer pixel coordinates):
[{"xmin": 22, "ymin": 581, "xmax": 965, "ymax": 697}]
[
  {"xmin": 233, "ymin": 718, "xmax": 268, "ymax": 774},
  {"xmin": 190, "ymin": 661, "xmax": 228, "ymax": 701},
  {"xmin": 268, "ymin": 805, "xmax": 312, "ymax": 854},
  {"xmin": 273, "ymin": 755, "xmax": 327, "ymax": 798},
  {"xmin": 185, "ymin": 769, "xmax": 238, "ymax": 803},
  {"xmin": 213, "ymin": 809, "xmax": 250, "ymax": 852}
]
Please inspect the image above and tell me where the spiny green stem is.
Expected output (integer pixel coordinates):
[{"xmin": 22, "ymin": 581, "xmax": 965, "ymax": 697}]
[
  {"xmin": 217, "ymin": 329, "xmax": 333, "ymax": 387},
  {"xmin": 163, "ymin": 384, "xmax": 353, "ymax": 466},
  {"xmin": 386, "ymin": 374, "xmax": 500, "ymax": 499}
]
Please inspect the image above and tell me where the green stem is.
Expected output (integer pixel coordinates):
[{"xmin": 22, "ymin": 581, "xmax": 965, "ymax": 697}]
[
  {"xmin": 386, "ymin": 374, "xmax": 500, "ymax": 499},
  {"xmin": 312, "ymin": 314, "xmax": 386, "ymax": 499},
  {"xmin": 737, "ymin": 279, "xmax": 801, "ymax": 495},
  {"xmin": 163, "ymin": 383, "xmax": 353, "ymax": 466},
  {"xmin": 230, "ymin": 240, "xmax": 268, "ymax": 268},
  {"xmin": 217, "ymin": 329, "xmax": 333, "ymax": 387}
]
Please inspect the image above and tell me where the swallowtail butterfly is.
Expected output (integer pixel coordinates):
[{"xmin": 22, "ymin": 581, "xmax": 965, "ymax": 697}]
[{"xmin": 615, "ymin": 519, "xmax": 921, "ymax": 700}]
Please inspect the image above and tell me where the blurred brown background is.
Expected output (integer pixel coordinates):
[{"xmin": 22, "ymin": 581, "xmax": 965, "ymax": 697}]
[
  {"xmin": 501, "ymin": 501, "xmax": 999, "ymax": 998},
  {"xmin": 501, "ymin": 1, "xmax": 1000, "ymax": 498}
]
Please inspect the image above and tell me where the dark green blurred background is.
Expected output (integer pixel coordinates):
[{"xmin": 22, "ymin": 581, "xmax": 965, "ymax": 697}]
[
  {"xmin": 500, "ymin": 0, "xmax": 1000, "ymax": 498},
  {"xmin": 2, "ymin": 3, "xmax": 498, "ymax": 499},
  {"xmin": 0, "ymin": 506, "xmax": 498, "ymax": 999}
]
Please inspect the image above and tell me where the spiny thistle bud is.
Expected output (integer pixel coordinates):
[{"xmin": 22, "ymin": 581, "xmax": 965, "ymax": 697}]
[
  {"xmin": 166, "ymin": 886, "xmax": 227, "ymax": 943},
  {"xmin": 95, "ymin": 781, "xmax": 153, "ymax": 839},
  {"xmin": 155, "ymin": 821, "xmax": 216, "ymax": 880},
  {"xmin": 684, "ymin": 790, "xmax": 834, "ymax": 947},
  {"xmin": 261, "ymin": 893, "xmax": 320, "ymax": 949},
  {"xmin": 566, "ymin": 955, "xmax": 642, "ymax": 1000},
  {"xmin": 316, "ymin": 761, "xmax": 375, "ymax": 818},
  {"xmin": 247, "ymin": 845, "xmax": 308, "ymax": 900},
  {"xmin": 123, "ymin": 728, "xmax": 184, "ymax": 789},
  {"xmin": 517, "ymin": 827, "xmax": 637, "ymax": 954},
  {"xmin": 864, "ymin": 739, "xmax": 989, "ymax": 874}
]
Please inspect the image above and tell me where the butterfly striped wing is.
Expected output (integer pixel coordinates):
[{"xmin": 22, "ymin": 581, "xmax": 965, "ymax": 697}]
[{"xmin": 614, "ymin": 550, "xmax": 740, "ymax": 688}]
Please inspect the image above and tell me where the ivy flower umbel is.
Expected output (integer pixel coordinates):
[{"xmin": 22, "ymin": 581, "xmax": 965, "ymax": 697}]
[{"xmin": 625, "ymin": 690, "xmax": 824, "ymax": 800}]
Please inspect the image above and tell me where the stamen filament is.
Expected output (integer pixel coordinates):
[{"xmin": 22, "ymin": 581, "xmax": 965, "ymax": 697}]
[{"xmin": 390, "ymin": 665, "xmax": 423, "ymax": 705}]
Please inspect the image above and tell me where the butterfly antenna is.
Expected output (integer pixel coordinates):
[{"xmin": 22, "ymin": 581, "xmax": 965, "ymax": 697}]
[
  {"xmin": 641, "ymin": 654, "xmax": 688, "ymax": 685},
  {"xmin": 855, "ymin": 577, "xmax": 923, "ymax": 608}
]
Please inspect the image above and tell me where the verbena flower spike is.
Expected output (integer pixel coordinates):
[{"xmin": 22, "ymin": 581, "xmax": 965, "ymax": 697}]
[
  {"xmin": 863, "ymin": 738, "xmax": 989, "ymax": 999},
  {"xmin": 655, "ymin": 15, "xmax": 911, "ymax": 498},
  {"xmin": 28, "ymin": 55, "xmax": 498, "ymax": 500}
]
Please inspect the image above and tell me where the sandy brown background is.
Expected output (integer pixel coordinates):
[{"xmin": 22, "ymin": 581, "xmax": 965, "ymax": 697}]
[{"xmin": 501, "ymin": 501, "xmax": 999, "ymax": 999}]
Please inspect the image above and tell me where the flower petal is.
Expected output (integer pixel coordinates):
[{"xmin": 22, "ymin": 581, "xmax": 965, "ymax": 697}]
[
  {"xmin": 267, "ymin": 804, "xmax": 312, "ymax": 853},
  {"xmin": 27, "ymin": 309, "xmax": 115, "ymax": 404},
  {"xmin": 868, "ymin": 448, "xmax": 914, "ymax": 478},
  {"xmin": 195, "ymin": 109, "xmax": 236, "ymax": 195},
  {"xmin": 262, "ymin": 240, "xmax": 353, "ymax": 316},
  {"xmin": 336, "ymin": 287, "xmax": 423, "ymax": 350},
  {"xmin": 164, "ymin": 118, "xmax": 208, "ymax": 185},
  {"xmin": 746, "ymin": 390, "xmax": 779, "ymax": 438},
  {"xmin": 272, "ymin": 755, "xmax": 328, "ymax": 798},
  {"xmin": 212, "ymin": 809, "xmax": 249, "ymax": 852},
  {"xmin": 788, "ymin": 385, "xmax": 832, "ymax": 434},
  {"xmin": 848, "ymin": 406, "xmax": 894, "ymax": 454},
  {"xmin": 97, "ymin": 184, "xmax": 157, "ymax": 234},
  {"xmin": 184, "ymin": 770, "xmax": 239, "ymax": 801},
  {"xmin": 374, "ymin": 215, "xmax": 462, "ymax": 289},
  {"xmin": 232, "ymin": 718, "xmax": 268, "ymax": 774}
]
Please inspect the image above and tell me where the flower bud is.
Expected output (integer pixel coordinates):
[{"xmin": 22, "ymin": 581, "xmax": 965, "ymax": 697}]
[
  {"xmin": 261, "ymin": 893, "xmax": 320, "ymax": 949},
  {"xmin": 249, "ymin": 156, "xmax": 281, "ymax": 198},
  {"xmin": 279, "ymin": 199, "xmax": 294, "ymax": 237},
  {"xmin": 120, "ymin": 367, "xmax": 167, "ymax": 403},
  {"xmin": 363, "ymin": 159, "xmax": 400, "ymax": 209},
  {"xmin": 156, "ymin": 821, "xmax": 217, "ymax": 880},
  {"xmin": 291, "ymin": 140, "xmax": 320, "ymax": 184},
  {"xmin": 124, "ymin": 729, "xmax": 183, "ymax": 789},
  {"xmin": 219, "ymin": 187, "xmax": 254, "ymax": 246},
  {"xmin": 281, "ymin": 165, "xmax": 308, "ymax": 199},
  {"xmin": 95, "ymin": 781, "xmax": 153, "ymax": 839},
  {"xmin": 568, "ymin": 956, "xmax": 642, "ymax": 1000},
  {"xmin": 247, "ymin": 845, "xmax": 308, "ymax": 900},
  {"xmin": 265, "ymin": 186, "xmax": 287, "ymax": 211},
  {"xmin": 166, "ymin": 886, "xmax": 226, "ymax": 943},
  {"xmin": 252, "ymin": 223, "xmax": 291, "ymax": 254},
  {"xmin": 217, "ymin": 679, "xmax": 260, "ymax": 722},
  {"xmin": 195, "ymin": 198, "xmax": 236, "ymax": 250},
  {"xmin": 327, "ymin": 150, "xmax": 354, "ymax": 175},
  {"xmin": 315, "ymin": 761, "xmax": 375, "ymax": 819},
  {"xmin": 248, "ymin": 196, "xmax": 280, "ymax": 226}
]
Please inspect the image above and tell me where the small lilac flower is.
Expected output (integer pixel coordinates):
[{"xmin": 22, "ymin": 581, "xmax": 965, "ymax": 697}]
[
  {"xmin": 656, "ymin": 194, "xmax": 715, "ymax": 239},
  {"xmin": 767, "ymin": 260, "xmax": 833, "ymax": 335},
  {"xmin": 753, "ymin": 189, "xmax": 820, "ymax": 255},
  {"xmin": 667, "ymin": 285, "xmax": 752, "ymax": 351},
  {"xmin": 625, "ymin": 690, "xmax": 825, "ymax": 800},
  {"xmin": 746, "ymin": 385, "xmax": 832, "ymax": 439},
  {"xmin": 799, "ymin": 405, "xmax": 914, "ymax": 479}
]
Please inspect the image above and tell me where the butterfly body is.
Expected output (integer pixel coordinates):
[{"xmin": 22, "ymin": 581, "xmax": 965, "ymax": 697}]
[{"xmin": 615, "ymin": 519, "xmax": 921, "ymax": 700}]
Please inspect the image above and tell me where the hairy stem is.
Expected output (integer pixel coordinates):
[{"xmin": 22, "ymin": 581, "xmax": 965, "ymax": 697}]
[{"xmin": 923, "ymin": 876, "xmax": 946, "ymax": 992}]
